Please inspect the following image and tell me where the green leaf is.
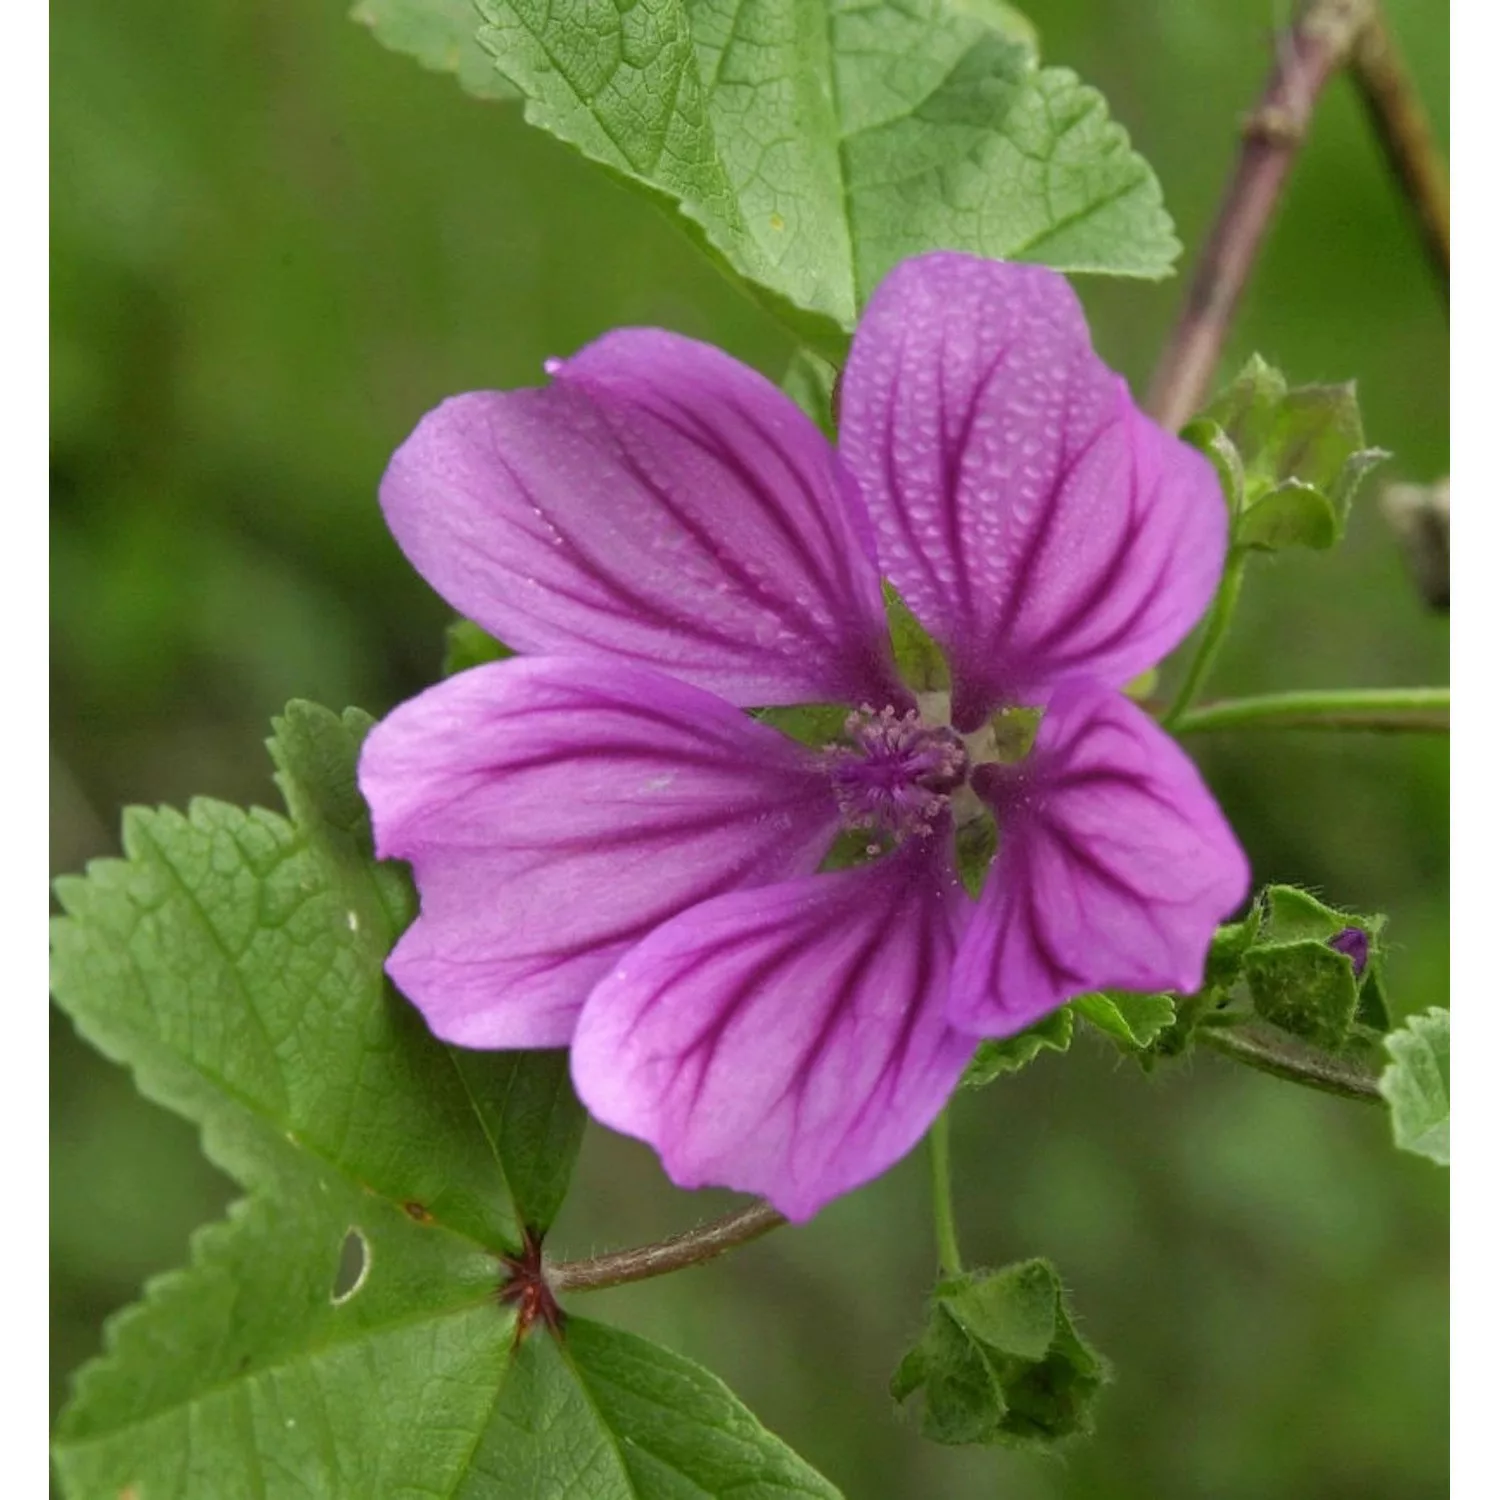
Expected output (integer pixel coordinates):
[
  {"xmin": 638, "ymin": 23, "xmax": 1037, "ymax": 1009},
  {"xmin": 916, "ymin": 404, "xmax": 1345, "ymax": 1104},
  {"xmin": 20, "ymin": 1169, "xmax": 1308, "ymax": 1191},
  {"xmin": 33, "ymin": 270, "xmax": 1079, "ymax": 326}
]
[
  {"xmin": 443, "ymin": 615, "xmax": 514, "ymax": 675},
  {"xmin": 892, "ymin": 1260, "xmax": 1108, "ymax": 1449},
  {"xmin": 1379, "ymin": 1008, "xmax": 1450, "ymax": 1166},
  {"xmin": 50, "ymin": 702, "xmax": 605, "ymax": 1493},
  {"xmin": 961, "ymin": 1007, "xmax": 1073, "ymax": 1088},
  {"xmin": 472, "ymin": 0, "xmax": 1179, "ymax": 348},
  {"xmin": 352, "ymin": 0, "xmax": 520, "ymax": 101},
  {"xmin": 440, "ymin": 1317, "xmax": 842, "ymax": 1498},
  {"xmin": 1202, "ymin": 356, "xmax": 1388, "ymax": 550},
  {"xmin": 1072, "ymin": 991, "xmax": 1176, "ymax": 1052}
]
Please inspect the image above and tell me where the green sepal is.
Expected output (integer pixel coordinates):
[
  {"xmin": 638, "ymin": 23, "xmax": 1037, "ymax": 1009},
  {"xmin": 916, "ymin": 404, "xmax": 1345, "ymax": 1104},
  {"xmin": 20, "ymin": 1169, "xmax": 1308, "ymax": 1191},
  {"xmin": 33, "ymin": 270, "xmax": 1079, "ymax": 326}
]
[
  {"xmin": 1201, "ymin": 356, "xmax": 1388, "ymax": 551},
  {"xmin": 885, "ymin": 583, "xmax": 949, "ymax": 693},
  {"xmin": 752, "ymin": 702, "xmax": 849, "ymax": 749},
  {"xmin": 961, "ymin": 1008, "xmax": 1073, "ymax": 1089},
  {"xmin": 1180, "ymin": 418, "xmax": 1245, "ymax": 519},
  {"xmin": 1145, "ymin": 911, "xmax": 1256, "ymax": 1058},
  {"xmin": 1378, "ymin": 1007, "xmax": 1450, "ymax": 1166},
  {"xmin": 1243, "ymin": 941, "xmax": 1361, "ymax": 1050},
  {"xmin": 1203, "ymin": 909, "xmax": 1259, "ymax": 994},
  {"xmin": 442, "ymin": 616, "xmax": 513, "ymax": 676},
  {"xmin": 892, "ymin": 1260, "xmax": 1109, "ymax": 1449},
  {"xmin": 1072, "ymin": 991, "xmax": 1176, "ymax": 1054},
  {"xmin": 954, "ymin": 814, "xmax": 998, "ymax": 900},
  {"xmin": 1235, "ymin": 480, "xmax": 1340, "ymax": 551},
  {"xmin": 989, "ymin": 705, "xmax": 1043, "ymax": 764},
  {"xmin": 1237, "ymin": 886, "xmax": 1388, "ymax": 1050}
]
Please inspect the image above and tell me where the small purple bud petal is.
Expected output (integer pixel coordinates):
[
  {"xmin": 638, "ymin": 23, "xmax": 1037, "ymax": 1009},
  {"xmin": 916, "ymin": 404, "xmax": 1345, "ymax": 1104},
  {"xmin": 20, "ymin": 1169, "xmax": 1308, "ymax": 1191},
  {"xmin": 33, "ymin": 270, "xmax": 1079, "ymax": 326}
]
[{"xmin": 1327, "ymin": 926, "xmax": 1370, "ymax": 977}]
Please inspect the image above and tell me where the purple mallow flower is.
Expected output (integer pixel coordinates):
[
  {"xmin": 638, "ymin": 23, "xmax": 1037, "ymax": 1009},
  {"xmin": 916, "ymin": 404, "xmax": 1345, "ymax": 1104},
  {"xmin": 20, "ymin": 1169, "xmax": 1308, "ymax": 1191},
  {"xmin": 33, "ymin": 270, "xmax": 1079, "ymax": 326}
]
[{"xmin": 359, "ymin": 253, "xmax": 1250, "ymax": 1221}]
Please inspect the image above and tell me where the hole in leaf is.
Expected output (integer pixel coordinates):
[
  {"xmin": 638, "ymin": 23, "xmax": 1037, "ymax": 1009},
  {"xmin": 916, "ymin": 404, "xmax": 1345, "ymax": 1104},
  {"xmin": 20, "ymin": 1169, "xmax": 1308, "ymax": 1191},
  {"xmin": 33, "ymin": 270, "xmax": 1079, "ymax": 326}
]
[{"xmin": 331, "ymin": 1228, "xmax": 370, "ymax": 1305}]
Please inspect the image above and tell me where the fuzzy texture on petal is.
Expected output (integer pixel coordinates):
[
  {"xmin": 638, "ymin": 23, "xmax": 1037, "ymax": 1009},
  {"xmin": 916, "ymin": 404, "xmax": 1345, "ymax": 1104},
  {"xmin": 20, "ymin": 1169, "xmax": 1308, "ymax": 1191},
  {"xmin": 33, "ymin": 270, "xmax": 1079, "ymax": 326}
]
[
  {"xmin": 358, "ymin": 658, "xmax": 840, "ymax": 1048},
  {"xmin": 380, "ymin": 329, "xmax": 903, "ymax": 709},
  {"xmin": 949, "ymin": 680, "xmax": 1251, "ymax": 1036},
  {"xmin": 571, "ymin": 839, "xmax": 975, "ymax": 1221},
  {"xmin": 838, "ymin": 253, "xmax": 1227, "ymax": 729}
]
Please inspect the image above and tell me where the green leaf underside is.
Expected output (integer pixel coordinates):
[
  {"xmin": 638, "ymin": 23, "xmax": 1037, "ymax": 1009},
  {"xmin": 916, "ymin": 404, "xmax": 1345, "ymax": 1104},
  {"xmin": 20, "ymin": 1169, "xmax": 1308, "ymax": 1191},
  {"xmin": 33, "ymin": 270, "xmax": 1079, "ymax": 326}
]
[
  {"xmin": 352, "ymin": 0, "xmax": 521, "ymax": 100},
  {"xmin": 1379, "ymin": 1008, "xmax": 1450, "ymax": 1166},
  {"xmin": 51, "ymin": 703, "xmax": 637, "ymax": 1492},
  {"xmin": 471, "ymin": 0, "xmax": 1178, "ymax": 349},
  {"xmin": 893, "ymin": 1260, "xmax": 1108, "ymax": 1449}
]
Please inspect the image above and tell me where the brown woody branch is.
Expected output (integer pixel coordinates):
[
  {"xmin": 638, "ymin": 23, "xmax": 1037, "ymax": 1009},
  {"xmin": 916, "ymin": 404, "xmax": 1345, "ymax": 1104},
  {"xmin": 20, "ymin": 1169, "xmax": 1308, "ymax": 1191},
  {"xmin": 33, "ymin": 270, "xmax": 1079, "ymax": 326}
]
[
  {"xmin": 547, "ymin": 1202, "xmax": 787, "ymax": 1293},
  {"xmin": 1146, "ymin": 0, "xmax": 1374, "ymax": 432}
]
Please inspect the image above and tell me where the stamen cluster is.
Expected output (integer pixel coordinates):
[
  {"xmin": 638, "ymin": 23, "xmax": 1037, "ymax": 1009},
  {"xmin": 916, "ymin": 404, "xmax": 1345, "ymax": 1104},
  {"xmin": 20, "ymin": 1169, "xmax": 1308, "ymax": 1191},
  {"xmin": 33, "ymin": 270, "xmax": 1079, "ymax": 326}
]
[{"xmin": 825, "ymin": 705, "xmax": 968, "ymax": 841}]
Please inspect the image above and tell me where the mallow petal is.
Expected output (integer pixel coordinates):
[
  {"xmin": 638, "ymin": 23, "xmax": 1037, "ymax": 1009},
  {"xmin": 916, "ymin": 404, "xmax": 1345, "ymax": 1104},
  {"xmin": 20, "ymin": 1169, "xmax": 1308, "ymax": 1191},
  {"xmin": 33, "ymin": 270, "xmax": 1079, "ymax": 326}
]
[
  {"xmin": 358, "ymin": 657, "xmax": 840, "ymax": 1048},
  {"xmin": 838, "ymin": 252, "xmax": 1227, "ymax": 729},
  {"xmin": 571, "ymin": 840, "xmax": 975, "ymax": 1222},
  {"xmin": 380, "ymin": 329, "xmax": 901, "ymax": 709},
  {"xmin": 949, "ymin": 679, "xmax": 1250, "ymax": 1035}
]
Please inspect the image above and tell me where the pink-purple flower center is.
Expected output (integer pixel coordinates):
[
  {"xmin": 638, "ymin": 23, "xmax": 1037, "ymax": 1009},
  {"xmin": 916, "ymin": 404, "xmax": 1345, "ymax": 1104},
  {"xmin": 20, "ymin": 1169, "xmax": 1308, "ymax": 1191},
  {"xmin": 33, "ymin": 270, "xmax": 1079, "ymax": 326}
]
[{"xmin": 824, "ymin": 705, "xmax": 968, "ymax": 840}]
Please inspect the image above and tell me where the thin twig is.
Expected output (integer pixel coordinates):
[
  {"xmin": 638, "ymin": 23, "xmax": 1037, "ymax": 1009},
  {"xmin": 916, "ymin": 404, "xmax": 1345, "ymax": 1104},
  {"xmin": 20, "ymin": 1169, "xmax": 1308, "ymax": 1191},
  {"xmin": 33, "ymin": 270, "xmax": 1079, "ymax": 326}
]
[
  {"xmin": 547, "ymin": 1202, "xmax": 787, "ymax": 1293},
  {"xmin": 1146, "ymin": 0, "xmax": 1374, "ymax": 431},
  {"xmin": 1199, "ymin": 1023, "xmax": 1383, "ymax": 1103},
  {"xmin": 1349, "ymin": 4, "xmax": 1448, "ymax": 294}
]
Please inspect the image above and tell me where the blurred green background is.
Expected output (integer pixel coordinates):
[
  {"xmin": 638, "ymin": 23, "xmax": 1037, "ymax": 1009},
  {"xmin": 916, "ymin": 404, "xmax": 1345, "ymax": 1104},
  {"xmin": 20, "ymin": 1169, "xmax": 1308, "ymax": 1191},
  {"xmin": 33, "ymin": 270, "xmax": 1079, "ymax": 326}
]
[{"xmin": 51, "ymin": 1, "xmax": 1449, "ymax": 1495}]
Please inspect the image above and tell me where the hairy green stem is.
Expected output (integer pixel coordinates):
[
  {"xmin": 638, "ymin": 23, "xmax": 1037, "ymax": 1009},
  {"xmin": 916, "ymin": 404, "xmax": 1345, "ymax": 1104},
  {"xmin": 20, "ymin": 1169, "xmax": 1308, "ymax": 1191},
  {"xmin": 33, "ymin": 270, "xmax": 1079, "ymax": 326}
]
[
  {"xmin": 1199, "ymin": 1023, "xmax": 1384, "ymax": 1103},
  {"xmin": 928, "ymin": 1109, "xmax": 963, "ymax": 1276},
  {"xmin": 1161, "ymin": 548, "xmax": 1249, "ymax": 728},
  {"xmin": 1173, "ymin": 686, "xmax": 1448, "ymax": 735},
  {"xmin": 547, "ymin": 1202, "xmax": 786, "ymax": 1292}
]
